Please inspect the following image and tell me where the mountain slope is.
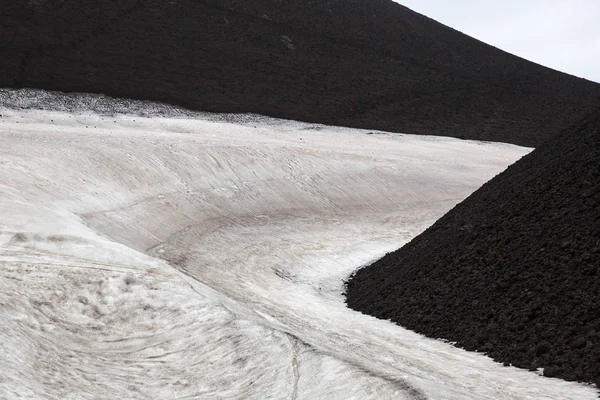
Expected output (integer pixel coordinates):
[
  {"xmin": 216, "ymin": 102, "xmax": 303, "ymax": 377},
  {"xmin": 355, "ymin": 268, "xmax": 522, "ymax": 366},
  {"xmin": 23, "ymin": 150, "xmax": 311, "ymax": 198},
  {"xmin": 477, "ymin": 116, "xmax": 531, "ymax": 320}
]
[
  {"xmin": 346, "ymin": 108, "xmax": 600, "ymax": 386},
  {"xmin": 2, "ymin": 0, "xmax": 600, "ymax": 146}
]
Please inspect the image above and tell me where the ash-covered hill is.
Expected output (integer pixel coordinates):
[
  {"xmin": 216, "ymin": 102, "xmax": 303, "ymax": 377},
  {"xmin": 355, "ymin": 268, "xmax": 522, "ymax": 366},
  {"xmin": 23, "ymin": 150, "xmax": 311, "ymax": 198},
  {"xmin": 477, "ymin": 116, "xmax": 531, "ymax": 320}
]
[
  {"xmin": 346, "ymin": 108, "xmax": 600, "ymax": 386},
  {"xmin": 2, "ymin": 0, "xmax": 599, "ymax": 146}
]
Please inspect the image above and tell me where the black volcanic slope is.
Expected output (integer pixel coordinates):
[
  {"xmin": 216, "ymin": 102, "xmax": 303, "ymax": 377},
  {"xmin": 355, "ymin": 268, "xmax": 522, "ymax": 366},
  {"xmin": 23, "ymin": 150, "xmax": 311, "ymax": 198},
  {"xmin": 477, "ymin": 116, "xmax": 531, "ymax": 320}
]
[
  {"xmin": 2, "ymin": 0, "xmax": 600, "ymax": 146},
  {"xmin": 346, "ymin": 108, "xmax": 600, "ymax": 386}
]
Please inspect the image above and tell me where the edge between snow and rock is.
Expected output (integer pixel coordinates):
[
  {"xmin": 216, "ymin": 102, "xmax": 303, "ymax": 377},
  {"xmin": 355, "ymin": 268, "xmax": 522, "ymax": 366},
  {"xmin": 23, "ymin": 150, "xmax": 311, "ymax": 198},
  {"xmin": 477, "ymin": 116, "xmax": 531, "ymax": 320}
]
[{"xmin": 345, "ymin": 108, "xmax": 600, "ymax": 389}]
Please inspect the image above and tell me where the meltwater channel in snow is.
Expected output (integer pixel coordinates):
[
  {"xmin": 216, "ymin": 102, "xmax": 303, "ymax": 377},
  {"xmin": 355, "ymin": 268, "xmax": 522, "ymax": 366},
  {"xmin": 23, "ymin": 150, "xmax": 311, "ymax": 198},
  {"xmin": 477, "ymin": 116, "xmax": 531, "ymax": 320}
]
[{"xmin": 0, "ymin": 90, "xmax": 596, "ymax": 399}]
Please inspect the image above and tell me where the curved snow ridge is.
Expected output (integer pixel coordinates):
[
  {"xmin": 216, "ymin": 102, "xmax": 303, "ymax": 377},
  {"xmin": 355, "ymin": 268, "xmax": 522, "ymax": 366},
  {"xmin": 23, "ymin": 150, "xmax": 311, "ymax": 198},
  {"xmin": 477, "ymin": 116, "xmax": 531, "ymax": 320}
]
[{"xmin": 0, "ymin": 97, "xmax": 596, "ymax": 399}]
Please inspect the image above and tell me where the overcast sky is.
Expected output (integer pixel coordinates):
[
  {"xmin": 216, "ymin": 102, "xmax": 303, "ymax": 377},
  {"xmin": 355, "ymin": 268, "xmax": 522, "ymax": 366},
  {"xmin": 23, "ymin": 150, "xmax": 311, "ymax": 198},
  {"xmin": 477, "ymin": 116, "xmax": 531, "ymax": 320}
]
[{"xmin": 396, "ymin": 1, "xmax": 600, "ymax": 83}]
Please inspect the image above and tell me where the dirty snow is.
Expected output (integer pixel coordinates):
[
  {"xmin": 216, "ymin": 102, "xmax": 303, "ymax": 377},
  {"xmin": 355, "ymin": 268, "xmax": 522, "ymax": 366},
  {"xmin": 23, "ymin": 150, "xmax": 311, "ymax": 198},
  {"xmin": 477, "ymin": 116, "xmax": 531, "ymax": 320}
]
[{"xmin": 0, "ymin": 90, "xmax": 596, "ymax": 399}]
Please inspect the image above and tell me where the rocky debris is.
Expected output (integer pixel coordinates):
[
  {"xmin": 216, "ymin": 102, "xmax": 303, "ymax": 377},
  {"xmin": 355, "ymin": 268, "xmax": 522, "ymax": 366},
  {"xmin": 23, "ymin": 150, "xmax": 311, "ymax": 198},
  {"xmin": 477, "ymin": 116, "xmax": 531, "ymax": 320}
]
[{"xmin": 346, "ymin": 108, "xmax": 600, "ymax": 387}]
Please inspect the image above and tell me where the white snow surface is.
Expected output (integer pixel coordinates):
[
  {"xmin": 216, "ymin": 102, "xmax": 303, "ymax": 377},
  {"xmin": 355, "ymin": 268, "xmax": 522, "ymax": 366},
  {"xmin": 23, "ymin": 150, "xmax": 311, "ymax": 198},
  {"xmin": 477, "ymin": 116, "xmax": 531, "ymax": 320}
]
[{"xmin": 0, "ymin": 91, "xmax": 596, "ymax": 399}]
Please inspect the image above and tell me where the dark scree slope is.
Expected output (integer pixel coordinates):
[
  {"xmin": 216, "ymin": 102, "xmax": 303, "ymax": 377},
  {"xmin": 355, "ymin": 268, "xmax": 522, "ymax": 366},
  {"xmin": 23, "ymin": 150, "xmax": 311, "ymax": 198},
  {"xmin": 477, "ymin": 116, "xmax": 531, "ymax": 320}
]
[
  {"xmin": 2, "ymin": 0, "xmax": 600, "ymax": 146},
  {"xmin": 346, "ymin": 108, "xmax": 600, "ymax": 387}
]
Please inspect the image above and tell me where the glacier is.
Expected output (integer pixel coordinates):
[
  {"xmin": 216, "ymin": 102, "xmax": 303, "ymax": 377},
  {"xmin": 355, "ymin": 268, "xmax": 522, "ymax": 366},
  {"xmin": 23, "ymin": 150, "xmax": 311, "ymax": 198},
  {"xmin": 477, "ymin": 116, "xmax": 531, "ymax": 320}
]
[{"xmin": 0, "ymin": 90, "xmax": 595, "ymax": 399}]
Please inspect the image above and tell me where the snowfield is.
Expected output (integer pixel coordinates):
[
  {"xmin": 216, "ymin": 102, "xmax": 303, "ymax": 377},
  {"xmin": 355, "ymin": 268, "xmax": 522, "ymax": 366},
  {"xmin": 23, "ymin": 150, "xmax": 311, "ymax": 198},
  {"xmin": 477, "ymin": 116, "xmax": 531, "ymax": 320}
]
[{"xmin": 0, "ymin": 91, "xmax": 596, "ymax": 399}]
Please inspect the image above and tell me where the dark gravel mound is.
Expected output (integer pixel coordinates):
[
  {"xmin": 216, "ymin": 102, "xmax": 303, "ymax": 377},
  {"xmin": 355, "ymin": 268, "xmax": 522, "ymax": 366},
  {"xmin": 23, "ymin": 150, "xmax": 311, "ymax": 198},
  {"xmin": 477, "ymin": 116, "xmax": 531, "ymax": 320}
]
[
  {"xmin": 2, "ymin": 0, "xmax": 600, "ymax": 146},
  {"xmin": 346, "ymin": 108, "xmax": 600, "ymax": 387}
]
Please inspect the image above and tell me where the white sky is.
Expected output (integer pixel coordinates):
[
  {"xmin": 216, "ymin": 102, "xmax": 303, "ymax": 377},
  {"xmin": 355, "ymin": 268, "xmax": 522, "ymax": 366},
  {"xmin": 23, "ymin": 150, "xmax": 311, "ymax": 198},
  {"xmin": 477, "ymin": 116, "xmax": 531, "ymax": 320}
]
[{"xmin": 396, "ymin": 1, "xmax": 600, "ymax": 83}]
